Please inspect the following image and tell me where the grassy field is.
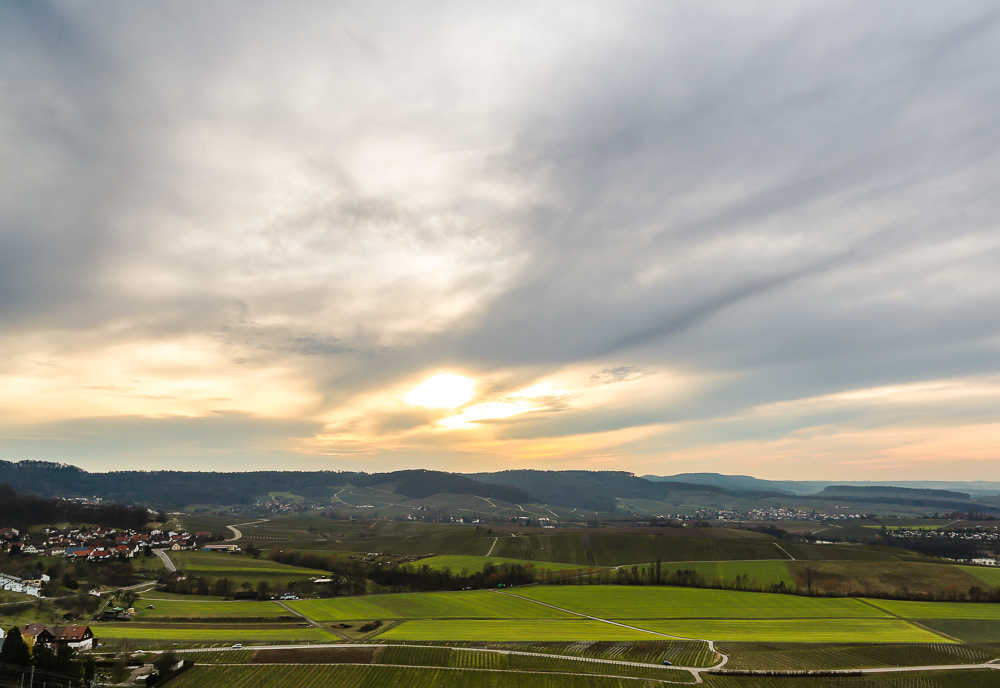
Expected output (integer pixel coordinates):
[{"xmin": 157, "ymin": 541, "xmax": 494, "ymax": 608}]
[
  {"xmin": 131, "ymin": 598, "xmax": 293, "ymax": 620},
  {"xmin": 664, "ymin": 561, "xmax": 794, "ymax": 588},
  {"xmin": 639, "ymin": 618, "xmax": 947, "ymax": 643},
  {"xmin": 415, "ymin": 554, "xmax": 592, "ymax": 573},
  {"xmin": 962, "ymin": 565, "xmax": 1000, "ymax": 587},
  {"xmin": 510, "ymin": 586, "xmax": 893, "ymax": 619},
  {"xmin": 94, "ymin": 624, "xmax": 338, "ymax": 642},
  {"xmin": 917, "ymin": 619, "xmax": 1000, "ymax": 643},
  {"xmin": 377, "ymin": 620, "xmax": 670, "ymax": 642},
  {"xmin": 287, "ymin": 590, "xmax": 575, "ymax": 621},
  {"xmin": 169, "ymin": 550, "xmax": 328, "ymax": 583},
  {"xmin": 169, "ymin": 664, "xmax": 691, "ymax": 687},
  {"xmin": 865, "ymin": 598, "xmax": 1000, "ymax": 620}
]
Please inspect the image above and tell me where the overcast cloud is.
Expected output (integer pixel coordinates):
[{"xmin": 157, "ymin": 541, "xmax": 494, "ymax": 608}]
[{"xmin": 2, "ymin": 1, "xmax": 1000, "ymax": 479}]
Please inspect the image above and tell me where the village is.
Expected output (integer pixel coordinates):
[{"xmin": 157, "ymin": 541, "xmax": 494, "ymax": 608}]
[{"xmin": 0, "ymin": 524, "xmax": 215, "ymax": 598}]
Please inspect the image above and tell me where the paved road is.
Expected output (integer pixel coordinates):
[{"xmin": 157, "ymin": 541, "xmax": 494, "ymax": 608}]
[
  {"xmin": 226, "ymin": 519, "xmax": 270, "ymax": 541},
  {"xmin": 154, "ymin": 549, "xmax": 176, "ymax": 572}
]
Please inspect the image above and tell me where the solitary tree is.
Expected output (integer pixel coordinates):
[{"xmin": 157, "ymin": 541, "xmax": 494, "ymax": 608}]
[{"xmin": 0, "ymin": 627, "xmax": 31, "ymax": 667}]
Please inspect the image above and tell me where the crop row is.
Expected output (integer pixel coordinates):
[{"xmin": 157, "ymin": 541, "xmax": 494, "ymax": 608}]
[
  {"xmin": 170, "ymin": 664, "xmax": 683, "ymax": 687},
  {"xmin": 719, "ymin": 642, "xmax": 999, "ymax": 670},
  {"xmin": 376, "ymin": 646, "xmax": 692, "ymax": 680},
  {"xmin": 702, "ymin": 669, "xmax": 1000, "ymax": 688}
]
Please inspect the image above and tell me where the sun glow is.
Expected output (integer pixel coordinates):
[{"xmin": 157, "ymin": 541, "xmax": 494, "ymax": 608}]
[{"xmin": 404, "ymin": 373, "xmax": 475, "ymax": 409}]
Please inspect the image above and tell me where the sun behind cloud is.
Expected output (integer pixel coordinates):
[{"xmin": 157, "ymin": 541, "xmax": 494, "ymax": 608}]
[{"xmin": 404, "ymin": 373, "xmax": 475, "ymax": 409}]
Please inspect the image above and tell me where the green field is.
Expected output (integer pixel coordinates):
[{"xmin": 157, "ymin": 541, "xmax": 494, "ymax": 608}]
[
  {"xmin": 962, "ymin": 565, "xmax": 1000, "ymax": 587},
  {"xmin": 94, "ymin": 625, "xmax": 337, "ymax": 642},
  {"xmin": 665, "ymin": 561, "xmax": 794, "ymax": 588},
  {"xmin": 377, "ymin": 619, "xmax": 669, "ymax": 642},
  {"xmin": 865, "ymin": 598, "xmax": 1000, "ymax": 620},
  {"xmin": 288, "ymin": 590, "xmax": 574, "ymax": 621},
  {"xmin": 377, "ymin": 617, "xmax": 947, "ymax": 643},
  {"xmin": 415, "ymin": 554, "xmax": 592, "ymax": 573},
  {"xmin": 510, "ymin": 586, "xmax": 891, "ymax": 619},
  {"xmin": 169, "ymin": 551, "xmax": 328, "ymax": 583},
  {"xmin": 640, "ymin": 618, "xmax": 948, "ymax": 643},
  {"xmin": 917, "ymin": 619, "xmax": 1000, "ymax": 643},
  {"xmin": 132, "ymin": 598, "xmax": 293, "ymax": 620}
]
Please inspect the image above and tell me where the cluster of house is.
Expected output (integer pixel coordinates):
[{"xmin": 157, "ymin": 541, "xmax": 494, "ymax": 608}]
[
  {"xmin": 0, "ymin": 526, "xmax": 214, "ymax": 561},
  {"xmin": 0, "ymin": 570, "xmax": 50, "ymax": 597},
  {"xmin": 5, "ymin": 621, "xmax": 95, "ymax": 651}
]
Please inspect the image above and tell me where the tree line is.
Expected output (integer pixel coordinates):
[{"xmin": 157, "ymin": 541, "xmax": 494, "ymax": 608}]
[{"xmin": 0, "ymin": 483, "xmax": 151, "ymax": 530}]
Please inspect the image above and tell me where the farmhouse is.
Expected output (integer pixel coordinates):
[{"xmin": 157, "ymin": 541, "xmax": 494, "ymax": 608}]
[
  {"xmin": 202, "ymin": 544, "xmax": 240, "ymax": 552},
  {"xmin": 38, "ymin": 625, "xmax": 95, "ymax": 650},
  {"xmin": 18, "ymin": 622, "xmax": 48, "ymax": 649}
]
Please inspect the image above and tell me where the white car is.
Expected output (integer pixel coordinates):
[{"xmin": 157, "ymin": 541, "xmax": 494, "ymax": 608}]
[{"xmin": 232, "ymin": 644, "xmax": 242, "ymax": 649}]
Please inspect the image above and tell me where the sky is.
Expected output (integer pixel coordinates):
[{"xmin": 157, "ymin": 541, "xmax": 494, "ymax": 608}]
[{"xmin": 2, "ymin": 1, "xmax": 1000, "ymax": 480}]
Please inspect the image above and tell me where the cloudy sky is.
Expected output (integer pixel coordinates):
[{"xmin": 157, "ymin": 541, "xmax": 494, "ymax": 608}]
[{"xmin": 3, "ymin": 1, "xmax": 1000, "ymax": 480}]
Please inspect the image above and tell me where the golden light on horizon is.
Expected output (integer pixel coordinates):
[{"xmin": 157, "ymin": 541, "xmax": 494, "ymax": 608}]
[{"xmin": 404, "ymin": 373, "xmax": 475, "ymax": 409}]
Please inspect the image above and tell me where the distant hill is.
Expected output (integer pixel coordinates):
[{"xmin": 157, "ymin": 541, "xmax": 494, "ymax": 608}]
[
  {"xmin": 818, "ymin": 485, "xmax": 971, "ymax": 500},
  {"xmin": 643, "ymin": 472, "xmax": 801, "ymax": 494},
  {"xmin": 644, "ymin": 473, "xmax": 1000, "ymax": 497},
  {"xmin": 469, "ymin": 470, "xmax": 785, "ymax": 512},
  {"xmin": 0, "ymin": 461, "xmax": 533, "ymax": 509}
]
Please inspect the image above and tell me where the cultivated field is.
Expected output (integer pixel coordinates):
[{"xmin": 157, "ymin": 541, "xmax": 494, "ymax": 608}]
[
  {"xmin": 94, "ymin": 624, "xmax": 337, "ymax": 643},
  {"xmin": 168, "ymin": 664, "xmax": 692, "ymax": 687},
  {"xmin": 719, "ymin": 641, "xmax": 1000, "ymax": 670},
  {"xmin": 168, "ymin": 550, "xmax": 328, "ymax": 584},
  {"xmin": 416, "ymin": 554, "xmax": 591, "ymax": 573},
  {"xmin": 377, "ymin": 619, "xmax": 668, "ymax": 642},
  {"xmin": 131, "ymin": 598, "xmax": 293, "ymax": 620},
  {"xmin": 510, "ymin": 586, "xmax": 894, "ymax": 619},
  {"xmin": 287, "ymin": 590, "xmax": 575, "ymax": 621}
]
